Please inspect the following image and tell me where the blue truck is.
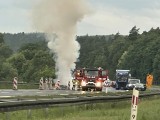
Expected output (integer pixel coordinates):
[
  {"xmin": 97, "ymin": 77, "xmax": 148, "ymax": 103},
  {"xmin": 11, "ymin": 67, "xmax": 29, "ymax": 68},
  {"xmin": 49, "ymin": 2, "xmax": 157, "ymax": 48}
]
[{"xmin": 115, "ymin": 69, "xmax": 131, "ymax": 90}]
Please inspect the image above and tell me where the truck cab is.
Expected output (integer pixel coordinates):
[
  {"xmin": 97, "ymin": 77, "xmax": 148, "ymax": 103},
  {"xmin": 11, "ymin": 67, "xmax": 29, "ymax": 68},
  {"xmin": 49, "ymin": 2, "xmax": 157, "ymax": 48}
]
[{"xmin": 73, "ymin": 67, "xmax": 108, "ymax": 91}]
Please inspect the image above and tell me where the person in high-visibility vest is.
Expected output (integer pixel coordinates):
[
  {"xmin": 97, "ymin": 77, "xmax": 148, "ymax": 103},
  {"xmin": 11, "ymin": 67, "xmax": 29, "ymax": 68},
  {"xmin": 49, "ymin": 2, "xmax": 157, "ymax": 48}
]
[{"xmin": 146, "ymin": 74, "xmax": 153, "ymax": 88}]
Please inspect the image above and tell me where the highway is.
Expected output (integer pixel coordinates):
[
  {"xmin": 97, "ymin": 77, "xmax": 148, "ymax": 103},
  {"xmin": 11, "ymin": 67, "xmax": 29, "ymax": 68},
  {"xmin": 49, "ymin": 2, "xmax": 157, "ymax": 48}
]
[
  {"xmin": 0, "ymin": 89, "xmax": 81, "ymax": 98},
  {"xmin": 0, "ymin": 87, "xmax": 125, "ymax": 98},
  {"xmin": 0, "ymin": 86, "xmax": 159, "ymax": 98}
]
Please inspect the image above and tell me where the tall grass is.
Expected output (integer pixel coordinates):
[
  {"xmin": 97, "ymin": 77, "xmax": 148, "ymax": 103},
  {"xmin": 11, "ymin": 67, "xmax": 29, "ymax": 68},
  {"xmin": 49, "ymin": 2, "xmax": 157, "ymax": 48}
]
[{"xmin": 0, "ymin": 96, "xmax": 160, "ymax": 120}]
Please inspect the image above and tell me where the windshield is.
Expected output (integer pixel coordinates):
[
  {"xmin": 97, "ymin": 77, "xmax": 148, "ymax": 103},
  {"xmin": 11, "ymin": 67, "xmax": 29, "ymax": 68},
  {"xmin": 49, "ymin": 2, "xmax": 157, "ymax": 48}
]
[
  {"xmin": 85, "ymin": 70, "xmax": 98, "ymax": 76},
  {"xmin": 116, "ymin": 73, "xmax": 129, "ymax": 81},
  {"xmin": 116, "ymin": 74, "xmax": 128, "ymax": 79},
  {"xmin": 102, "ymin": 71, "xmax": 106, "ymax": 76}
]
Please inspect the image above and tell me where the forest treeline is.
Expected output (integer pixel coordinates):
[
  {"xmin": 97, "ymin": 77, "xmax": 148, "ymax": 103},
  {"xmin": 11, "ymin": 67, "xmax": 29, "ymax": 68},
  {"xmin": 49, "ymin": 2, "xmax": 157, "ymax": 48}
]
[{"xmin": 1, "ymin": 26, "xmax": 160, "ymax": 84}]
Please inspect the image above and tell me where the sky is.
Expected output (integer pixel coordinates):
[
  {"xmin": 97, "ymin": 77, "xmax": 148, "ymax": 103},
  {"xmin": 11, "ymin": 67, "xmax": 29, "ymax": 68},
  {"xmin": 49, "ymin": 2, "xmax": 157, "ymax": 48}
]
[{"xmin": 1, "ymin": 0, "xmax": 160, "ymax": 35}]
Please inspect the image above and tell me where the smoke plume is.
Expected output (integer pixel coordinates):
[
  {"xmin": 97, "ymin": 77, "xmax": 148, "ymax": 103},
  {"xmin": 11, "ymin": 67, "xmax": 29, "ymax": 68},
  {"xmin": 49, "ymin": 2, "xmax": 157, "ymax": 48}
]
[{"xmin": 32, "ymin": 0, "xmax": 90, "ymax": 85}]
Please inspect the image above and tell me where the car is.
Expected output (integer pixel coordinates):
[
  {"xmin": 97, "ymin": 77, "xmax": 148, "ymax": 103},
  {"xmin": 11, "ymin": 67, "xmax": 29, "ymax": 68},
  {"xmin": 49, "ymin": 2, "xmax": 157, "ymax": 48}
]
[
  {"xmin": 134, "ymin": 83, "xmax": 146, "ymax": 91},
  {"xmin": 126, "ymin": 79, "xmax": 146, "ymax": 91}
]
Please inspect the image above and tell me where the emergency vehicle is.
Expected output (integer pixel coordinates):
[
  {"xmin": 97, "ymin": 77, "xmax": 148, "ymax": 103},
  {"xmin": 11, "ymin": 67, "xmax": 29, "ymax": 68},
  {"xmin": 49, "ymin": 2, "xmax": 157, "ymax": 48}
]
[{"xmin": 73, "ymin": 67, "xmax": 109, "ymax": 91}]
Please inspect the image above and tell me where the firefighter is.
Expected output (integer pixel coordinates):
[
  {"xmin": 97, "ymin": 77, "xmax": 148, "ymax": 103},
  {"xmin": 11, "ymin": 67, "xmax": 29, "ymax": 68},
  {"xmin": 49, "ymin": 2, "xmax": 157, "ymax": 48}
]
[
  {"xmin": 39, "ymin": 77, "xmax": 44, "ymax": 90},
  {"xmin": 72, "ymin": 79, "xmax": 76, "ymax": 90},
  {"xmin": 104, "ymin": 78, "xmax": 111, "ymax": 87},
  {"xmin": 68, "ymin": 81, "xmax": 70, "ymax": 90},
  {"xmin": 55, "ymin": 80, "xmax": 60, "ymax": 90},
  {"xmin": 44, "ymin": 78, "xmax": 48, "ymax": 90},
  {"xmin": 48, "ymin": 77, "xmax": 53, "ymax": 90}
]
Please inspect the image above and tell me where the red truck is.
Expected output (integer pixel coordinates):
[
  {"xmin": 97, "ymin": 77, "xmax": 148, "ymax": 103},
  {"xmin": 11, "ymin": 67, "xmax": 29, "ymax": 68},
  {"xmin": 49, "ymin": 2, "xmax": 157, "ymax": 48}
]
[{"xmin": 73, "ymin": 67, "xmax": 109, "ymax": 91}]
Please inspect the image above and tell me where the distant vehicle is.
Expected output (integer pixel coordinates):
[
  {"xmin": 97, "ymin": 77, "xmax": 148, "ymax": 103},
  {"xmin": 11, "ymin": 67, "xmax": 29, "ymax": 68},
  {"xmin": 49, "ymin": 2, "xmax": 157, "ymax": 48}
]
[
  {"xmin": 134, "ymin": 82, "xmax": 146, "ymax": 91},
  {"xmin": 103, "ymin": 79, "xmax": 116, "ymax": 88},
  {"xmin": 126, "ymin": 79, "xmax": 140, "ymax": 90},
  {"xmin": 126, "ymin": 79, "xmax": 146, "ymax": 91},
  {"xmin": 115, "ymin": 69, "xmax": 131, "ymax": 90},
  {"xmin": 73, "ymin": 67, "xmax": 109, "ymax": 91}
]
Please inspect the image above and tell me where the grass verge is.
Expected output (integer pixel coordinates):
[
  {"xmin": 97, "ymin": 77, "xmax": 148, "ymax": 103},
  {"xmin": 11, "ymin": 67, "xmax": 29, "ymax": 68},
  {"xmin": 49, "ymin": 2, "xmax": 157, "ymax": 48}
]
[{"xmin": 0, "ymin": 95, "xmax": 160, "ymax": 120}]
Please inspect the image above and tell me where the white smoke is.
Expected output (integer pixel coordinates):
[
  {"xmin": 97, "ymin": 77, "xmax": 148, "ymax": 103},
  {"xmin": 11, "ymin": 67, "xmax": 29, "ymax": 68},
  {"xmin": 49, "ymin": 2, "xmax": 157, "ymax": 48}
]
[{"xmin": 32, "ymin": 0, "xmax": 90, "ymax": 85}]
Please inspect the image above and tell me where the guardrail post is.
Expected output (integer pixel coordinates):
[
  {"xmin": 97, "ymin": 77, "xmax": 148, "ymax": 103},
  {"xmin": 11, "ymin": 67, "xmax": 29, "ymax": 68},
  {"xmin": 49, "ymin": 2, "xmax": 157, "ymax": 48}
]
[
  {"xmin": 27, "ymin": 109, "xmax": 31, "ymax": 119},
  {"xmin": 84, "ymin": 104, "xmax": 88, "ymax": 110},
  {"xmin": 5, "ymin": 112, "xmax": 10, "ymax": 120},
  {"xmin": 61, "ymin": 107, "xmax": 64, "ymax": 116},
  {"xmin": 73, "ymin": 104, "xmax": 76, "ymax": 111},
  {"xmin": 44, "ymin": 108, "xmax": 49, "ymax": 118}
]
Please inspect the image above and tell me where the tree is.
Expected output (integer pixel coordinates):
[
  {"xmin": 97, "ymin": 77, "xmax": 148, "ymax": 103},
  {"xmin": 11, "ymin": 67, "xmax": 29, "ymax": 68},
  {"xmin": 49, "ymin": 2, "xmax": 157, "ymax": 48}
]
[
  {"xmin": 16, "ymin": 42, "xmax": 55, "ymax": 82},
  {"xmin": 153, "ymin": 52, "xmax": 160, "ymax": 84},
  {"xmin": 7, "ymin": 53, "xmax": 26, "ymax": 77},
  {"xmin": 128, "ymin": 26, "xmax": 140, "ymax": 41},
  {"xmin": 0, "ymin": 33, "xmax": 4, "ymax": 43},
  {"xmin": 0, "ymin": 62, "xmax": 18, "ymax": 81},
  {"xmin": 19, "ymin": 42, "xmax": 47, "ymax": 60}
]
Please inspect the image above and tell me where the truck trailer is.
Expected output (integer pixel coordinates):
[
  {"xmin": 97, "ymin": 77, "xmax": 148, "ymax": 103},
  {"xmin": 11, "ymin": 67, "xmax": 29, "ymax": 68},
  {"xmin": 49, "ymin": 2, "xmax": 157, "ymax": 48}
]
[{"xmin": 115, "ymin": 69, "xmax": 131, "ymax": 90}]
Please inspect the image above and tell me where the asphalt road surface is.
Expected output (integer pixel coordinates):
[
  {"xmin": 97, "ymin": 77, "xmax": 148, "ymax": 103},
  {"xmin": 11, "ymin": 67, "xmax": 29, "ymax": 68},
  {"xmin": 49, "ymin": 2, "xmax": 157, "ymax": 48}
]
[
  {"xmin": 0, "ymin": 87, "xmax": 125, "ymax": 98},
  {"xmin": 0, "ymin": 89, "xmax": 81, "ymax": 98},
  {"xmin": 0, "ymin": 86, "xmax": 159, "ymax": 98}
]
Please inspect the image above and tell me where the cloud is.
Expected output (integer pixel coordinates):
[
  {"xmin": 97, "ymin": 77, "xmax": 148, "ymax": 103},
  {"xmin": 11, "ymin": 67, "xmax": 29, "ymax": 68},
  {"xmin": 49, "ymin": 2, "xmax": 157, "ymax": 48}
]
[
  {"xmin": 1, "ymin": 0, "xmax": 160, "ymax": 35},
  {"xmin": 77, "ymin": 0, "xmax": 160, "ymax": 35},
  {"xmin": 0, "ymin": 1, "xmax": 35, "ymax": 33}
]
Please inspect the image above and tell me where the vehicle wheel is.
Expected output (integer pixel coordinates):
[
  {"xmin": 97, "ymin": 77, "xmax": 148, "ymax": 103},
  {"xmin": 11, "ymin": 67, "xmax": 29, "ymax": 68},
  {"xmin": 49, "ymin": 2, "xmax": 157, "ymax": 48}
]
[
  {"xmin": 116, "ymin": 87, "xmax": 119, "ymax": 90},
  {"xmin": 141, "ymin": 88, "xmax": 146, "ymax": 91},
  {"xmin": 96, "ymin": 88, "xmax": 102, "ymax": 91},
  {"xmin": 99, "ymin": 88, "xmax": 102, "ymax": 91},
  {"xmin": 82, "ymin": 87, "xmax": 86, "ymax": 91}
]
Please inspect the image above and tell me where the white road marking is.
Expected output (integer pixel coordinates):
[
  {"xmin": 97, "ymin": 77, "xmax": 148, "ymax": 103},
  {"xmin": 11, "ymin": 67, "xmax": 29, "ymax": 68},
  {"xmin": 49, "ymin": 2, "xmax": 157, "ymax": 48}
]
[
  {"xmin": 0, "ymin": 96, "xmax": 12, "ymax": 98},
  {"xmin": 36, "ymin": 92, "xmax": 43, "ymax": 93},
  {"xmin": 1, "ymin": 92, "xmax": 9, "ymax": 93},
  {"xmin": 60, "ymin": 94, "xmax": 69, "ymax": 95}
]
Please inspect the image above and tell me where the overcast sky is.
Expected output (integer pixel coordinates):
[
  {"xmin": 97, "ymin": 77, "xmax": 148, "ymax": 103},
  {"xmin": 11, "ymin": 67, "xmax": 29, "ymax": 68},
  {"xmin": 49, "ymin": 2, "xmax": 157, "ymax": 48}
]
[{"xmin": 1, "ymin": 0, "xmax": 160, "ymax": 35}]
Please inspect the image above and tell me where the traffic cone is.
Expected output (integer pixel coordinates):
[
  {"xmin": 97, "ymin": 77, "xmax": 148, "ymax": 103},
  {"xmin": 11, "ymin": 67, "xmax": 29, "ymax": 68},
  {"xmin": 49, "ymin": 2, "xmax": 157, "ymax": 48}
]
[{"xmin": 13, "ymin": 77, "xmax": 18, "ymax": 90}]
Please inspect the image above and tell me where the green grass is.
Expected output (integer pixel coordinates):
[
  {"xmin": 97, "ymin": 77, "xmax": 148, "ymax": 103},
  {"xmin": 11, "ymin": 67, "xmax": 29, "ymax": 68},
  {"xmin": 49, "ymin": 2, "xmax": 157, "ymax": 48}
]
[{"xmin": 0, "ymin": 96, "xmax": 160, "ymax": 120}]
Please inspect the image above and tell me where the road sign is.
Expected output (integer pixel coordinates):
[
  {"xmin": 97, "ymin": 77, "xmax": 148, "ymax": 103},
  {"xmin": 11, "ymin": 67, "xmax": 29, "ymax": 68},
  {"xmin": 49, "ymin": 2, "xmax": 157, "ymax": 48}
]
[{"xmin": 130, "ymin": 88, "xmax": 139, "ymax": 120}]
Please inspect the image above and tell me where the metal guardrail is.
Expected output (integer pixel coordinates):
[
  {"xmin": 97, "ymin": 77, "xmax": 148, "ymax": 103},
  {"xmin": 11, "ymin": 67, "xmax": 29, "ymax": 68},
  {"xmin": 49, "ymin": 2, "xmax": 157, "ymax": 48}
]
[{"xmin": 0, "ymin": 92, "xmax": 160, "ymax": 112}]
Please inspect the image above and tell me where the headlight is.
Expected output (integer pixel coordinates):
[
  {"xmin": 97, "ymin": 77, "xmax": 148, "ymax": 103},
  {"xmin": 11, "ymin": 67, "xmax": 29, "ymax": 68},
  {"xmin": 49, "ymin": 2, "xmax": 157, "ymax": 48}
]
[
  {"xmin": 135, "ymin": 83, "xmax": 143, "ymax": 88},
  {"xmin": 128, "ymin": 84, "xmax": 132, "ymax": 87},
  {"xmin": 81, "ymin": 81, "xmax": 86, "ymax": 86},
  {"xmin": 96, "ymin": 82, "xmax": 102, "ymax": 87},
  {"xmin": 98, "ymin": 78, "xmax": 102, "ymax": 80}
]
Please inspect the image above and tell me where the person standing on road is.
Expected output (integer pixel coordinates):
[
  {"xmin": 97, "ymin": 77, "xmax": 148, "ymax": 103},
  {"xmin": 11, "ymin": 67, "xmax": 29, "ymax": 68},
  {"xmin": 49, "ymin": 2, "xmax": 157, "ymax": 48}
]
[
  {"xmin": 68, "ymin": 81, "xmax": 70, "ymax": 90},
  {"xmin": 55, "ymin": 80, "xmax": 61, "ymax": 90}
]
